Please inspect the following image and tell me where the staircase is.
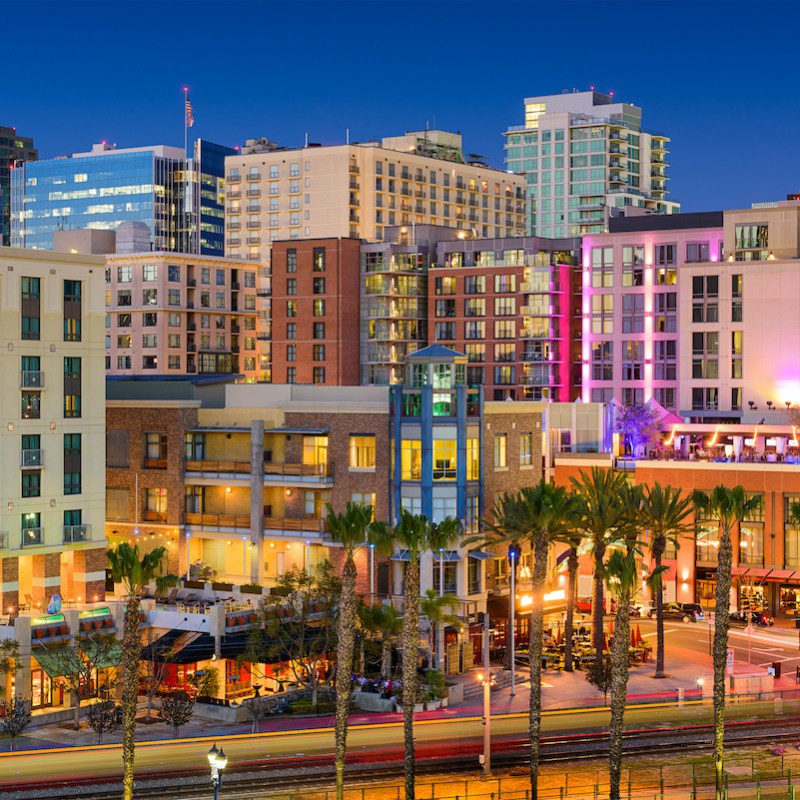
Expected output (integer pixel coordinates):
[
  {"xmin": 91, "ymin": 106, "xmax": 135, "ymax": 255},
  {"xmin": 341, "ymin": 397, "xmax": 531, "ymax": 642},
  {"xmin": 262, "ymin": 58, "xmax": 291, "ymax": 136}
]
[{"xmin": 461, "ymin": 666, "xmax": 528, "ymax": 700}]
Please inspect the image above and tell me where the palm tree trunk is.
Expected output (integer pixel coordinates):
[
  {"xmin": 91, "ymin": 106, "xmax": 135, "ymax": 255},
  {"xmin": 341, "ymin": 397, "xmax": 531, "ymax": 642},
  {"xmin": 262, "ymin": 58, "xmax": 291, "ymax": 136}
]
[
  {"xmin": 592, "ymin": 543, "xmax": 606, "ymax": 676},
  {"xmin": 121, "ymin": 595, "xmax": 142, "ymax": 800},
  {"xmin": 402, "ymin": 560, "xmax": 421, "ymax": 800},
  {"xmin": 713, "ymin": 526, "xmax": 734, "ymax": 800},
  {"xmin": 653, "ymin": 544, "xmax": 666, "ymax": 679},
  {"xmin": 335, "ymin": 555, "xmax": 357, "ymax": 800},
  {"xmin": 608, "ymin": 593, "xmax": 632, "ymax": 799},
  {"xmin": 564, "ymin": 548, "xmax": 578, "ymax": 672},
  {"xmin": 528, "ymin": 533, "xmax": 549, "ymax": 800}
]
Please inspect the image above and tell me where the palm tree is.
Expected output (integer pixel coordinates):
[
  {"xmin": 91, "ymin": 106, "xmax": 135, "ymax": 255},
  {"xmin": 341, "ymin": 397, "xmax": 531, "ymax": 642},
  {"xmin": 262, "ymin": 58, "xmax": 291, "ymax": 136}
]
[
  {"xmin": 106, "ymin": 543, "xmax": 177, "ymax": 800},
  {"xmin": 693, "ymin": 485, "xmax": 763, "ymax": 800},
  {"xmin": 369, "ymin": 512, "xmax": 461, "ymax": 800},
  {"xmin": 559, "ymin": 524, "xmax": 583, "ymax": 672},
  {"xmin": 485, "ymin": 481, "xmax": 572, "ymax": 800},
  {"xmin": 419, "ymin": 588, "xmax": 461, "ymax": 670},
  {"xmin": 639, "ymin": 483, "xmax": 694, "ymax": 678},
  {"xmin": 326, "ymin": 501, "xmax": 373, "ymax": 800},
  {"xmin": 570, "ymin": 467, "xmax": 631, "ymax": 672},
  {"xmin": 360, "ymin": 602, "xmax": 403, "ymax": 678}
]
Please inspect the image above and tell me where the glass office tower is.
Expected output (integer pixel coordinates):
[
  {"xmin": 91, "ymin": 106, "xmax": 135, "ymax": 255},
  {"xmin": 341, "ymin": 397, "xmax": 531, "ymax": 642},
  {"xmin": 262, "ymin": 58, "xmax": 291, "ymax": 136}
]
[{"xmin": 11, "ymin": 139, "xmax": 233, "ymax": 255}]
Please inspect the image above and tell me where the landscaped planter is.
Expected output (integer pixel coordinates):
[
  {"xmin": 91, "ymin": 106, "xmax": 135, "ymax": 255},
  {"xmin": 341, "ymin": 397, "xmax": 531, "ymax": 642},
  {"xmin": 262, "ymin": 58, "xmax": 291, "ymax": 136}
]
[
  {"xmin": 212, "ymin": 582, "xmax": 234, "ymax": 592},
  {"xmin": 240, "ymin": 585, "xmax": 264, "ymax": 595}
]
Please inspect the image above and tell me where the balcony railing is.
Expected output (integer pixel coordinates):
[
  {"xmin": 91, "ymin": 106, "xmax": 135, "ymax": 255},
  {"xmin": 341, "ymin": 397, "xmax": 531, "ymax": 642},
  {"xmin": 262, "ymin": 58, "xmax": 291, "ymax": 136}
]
[
  {"xmin": 20, "ymin": 371, "xmax": 44, "ymax": 389},
  {"xmin": 21, "ymin": 528, "xmax": 43, "ymax": 547},
  {"xmin": 185, "ymin": 459, "xmax": 334, "ymax": 480},
  {"xmin": 64, "ymin": 524, "xmax": 90, "ymax": 543},
  {"xmin": 21, "ymin": 449, "xmax": 43, "ymax": 468},
  {"xmin": 185, "ymin": 512, "xmax": 250, "ymax": 530},
  {"xmin": 142, "ymin": 510, "xmax": 168, "ymax": 523},
  {"xmin": 264, "ymin": 516, "xmax": 330, "ymax": 539}
]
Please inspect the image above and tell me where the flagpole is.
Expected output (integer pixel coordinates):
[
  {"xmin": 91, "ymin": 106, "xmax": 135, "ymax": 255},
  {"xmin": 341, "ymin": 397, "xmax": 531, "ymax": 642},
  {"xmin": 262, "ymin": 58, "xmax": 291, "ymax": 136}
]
[{"xmin": 183, "ymin": 87, "xmax": 188, "ymax": 157}]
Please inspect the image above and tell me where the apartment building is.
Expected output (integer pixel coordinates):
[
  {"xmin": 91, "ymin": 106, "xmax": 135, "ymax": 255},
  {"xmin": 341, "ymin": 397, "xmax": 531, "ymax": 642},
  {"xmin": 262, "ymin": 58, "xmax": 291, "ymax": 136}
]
[
  {"xmin": 104, "ymin": 252, "xmax": 259, "ymax": 380},
  {"xmin": 271, "ymin": 239, "xmax": 361, "ymax": 386},
  {"xmin": 0, "ymin": 247, "xmax": 106, "ymax": 614},
  {"xmin": 581, "ymin": 211, "xmax": 724, "ymax": 414},
  {"xmin": 429, "ymin": 235, "xmax": 581, "ymax": 401},
  {"xmin": 223, "ymin": 130, "xmax": 527, "ymax": 259},
  {"xmin": 0, "ymin": 126, "xmax": 37, "ymax": 246},
  {"xmin": 503, "ymin": 90, "xmax": 679, "ymax": 237}
]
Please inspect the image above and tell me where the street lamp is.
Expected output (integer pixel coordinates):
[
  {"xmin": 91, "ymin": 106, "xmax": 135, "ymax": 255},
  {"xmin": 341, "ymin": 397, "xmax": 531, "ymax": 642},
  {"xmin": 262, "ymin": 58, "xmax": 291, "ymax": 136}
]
[
  {"xmin": 207, "ymin": 743, "xmax": 228, "ymax": 800},
  {"xmin": 507, "ymin": 542, "xmax": 521, "ymax": 696},
  {"xmin": 476, "ymin": 669, "xmax": 495, "ymax": 778}
]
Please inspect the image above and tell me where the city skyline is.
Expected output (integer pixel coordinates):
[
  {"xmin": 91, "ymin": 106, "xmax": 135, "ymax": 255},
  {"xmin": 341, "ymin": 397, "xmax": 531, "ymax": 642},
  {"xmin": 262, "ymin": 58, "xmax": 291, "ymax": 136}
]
[{"xmin": 7, "ymin": 0, "xmax": 800, "ymax": 215}]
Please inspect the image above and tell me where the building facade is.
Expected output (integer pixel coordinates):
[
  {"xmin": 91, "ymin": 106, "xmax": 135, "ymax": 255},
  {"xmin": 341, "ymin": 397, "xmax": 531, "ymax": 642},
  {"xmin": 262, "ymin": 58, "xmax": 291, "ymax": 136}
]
[
  {"xmin": 104, "ymin": 252, "xmax": 259, "ymax": 380},
  {"xmin": 503, "ymin": 90, "xmax": 679, "ymax": 237},
  {"xmin": 0, "ymin": 247, "xmax": 107, "ymax": 614},
  {"xmin": 428, "ymin": 235, "xmax": 581, "ymax": 401},
  {"xmin": 223, "ymin": 130, "xmax": 527, "ymax": 260},
  {"xmin": 270, "ymin": 239, "xmax": 362, "ymax": 386},
  {"xmin": 11, "ymin": 139, "xmax": 234, "ymax": 256},
  {"xmin": 0, "ymin": 127, "xmax": 37, "ymax": 247}
]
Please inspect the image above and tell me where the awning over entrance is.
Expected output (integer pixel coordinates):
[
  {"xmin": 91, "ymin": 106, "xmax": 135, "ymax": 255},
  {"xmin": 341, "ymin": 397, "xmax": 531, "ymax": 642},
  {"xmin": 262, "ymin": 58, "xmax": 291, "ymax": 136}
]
[
  {"xmin": 468, "ymin": 550, "xmax": 490, "ymax": 560},
  {"xmin": 79, "ymin": 637, "xmax": 123, "ymax": 669},
  {"xmin": 142, "ymin": 629, "xmax": 250, "ymax": 664},
  {"xmin": 433, "ymin": 551, "xmax": 460, "ymax": 562},
  {"xmin": 33, "ymin": 645, "xmax": 80, "ymax": 679}
]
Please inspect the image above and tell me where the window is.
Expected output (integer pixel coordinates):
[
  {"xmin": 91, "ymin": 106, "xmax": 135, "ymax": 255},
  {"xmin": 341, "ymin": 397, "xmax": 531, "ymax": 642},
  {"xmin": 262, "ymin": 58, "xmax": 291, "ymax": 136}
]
[
  {"xmin": 143, "ymin": 312, "xmax": 157, "ymax": 327},
  {"xmin": 432, "ymin": 561, "xmax": 457, "ymax": 594},
  {"xmin": 654, "ymin": 244, "xmax": 676, "ymax": 266},
  {"xmin": 286, "ymin": 345, "xmax": 296, "ymax": 362},
  {"xmin": 494, "ymin": 297, "xmax": 516, "ymax": 316},
  {"xmin": 654, "ymin": 292, "xmax": 677, "ymax": 333},
  {"xmin": 435, "ymin": 322, "xmax": 456, "ymax": 340},
  {"xmin": 621, "ymin": 341, "xmax": 644, "ymax": 381},
  {"xmin": 168, "ymin": 264, "xmax": 180, "ymax": 282},
  {"xmin": 21, "ymin": 390, "xmax": 40, "ymax": 419},
  {"xmin": 465, "ymin": 344, "xmax": 485, "ymax": 362},
  {"xmin": 201, "ymin": 268, "xmax": 210, "ymax": 284},
  {"xmin": 313, "ymin": 247, "xmax": 326, "ymax": 271},
  {"xmin": 21, "ymin": 512, "xmax": 41, "ymax": 547},
  {"xmin": 287, "ymin": 367, "xmax": 296, "ymax": 383},
  {"xmin": 143, "ymin": 264, "xmax": 158, "ymax": 281},
  {"xmin": 168, "ymin": 289, "xmax": 180, "ymax": 306},
  {"xmin": 144, "ymin": 432, "xmax": 168, "ymax": 468},
  {"xmin": 465, "ymin": 299, "xmax": 485, "ymax": 318},
  {"xmin": 731, "ymin": 331, "xmax": 744, "ymax": 379},
  {"xmin": 286, "ymin": 278, "xmax": 296, "ymax": 295},
  {"xmin": 692, "ymin": 331, "xmax": 719, "ymax": 379},
  {"xmin": 144, "ymin": 488, "xmax": 167, "ymax": 522},
  {"xmin": 117, "ymin": 266, "xmax": 132, "ymax": 283},
  {"xmin": 286, "ymin": 249, "xmax": 297, "ymax": 273},
  {"xmin": 495, "ymin": 343, "xmax": 515, "ymax": 362},
  {"xmin": 286, "ymin": 323, "xmax": 296, "ymax": 340},
  {"xmin": 735, "ymin": 224, "xmax": 768, "ymax": 260},
  {"xmin": 401, "ymin": 439, "xmax": 422, "ymax": 480},
  {"xmin": 692, "ymin": 275, "xmax": 719, "ymax": 323},
  {"xmin": 64, "ymin": 357, "xmax": 81, "ymax": 418},
  {"xmin": 622, "ymin": 293, "xmax": 645, "ymax": 333},
  {"xmin": 22, "ymin": 470, "xmax": 40, "ymax": 498},
  {"xmin": 63, "ymin": 280, "xmax": 81, "ymax": 342},
  {"xmin": 494, "ymin": 433, "xmax": 507, "ymax": 468},
  {"xmin": 313, "ymin": 367, "xmax": 325, "ymax": 383},
  {"xmin": 313, "ymin": 344, "xmax": 325, "ymax": 361},
  {"xmin": 591, "ymin": 247, "xmax": 613, "ymax": 288},
  {"xmin": 313, "ymin": 277, "xmax": 326, "ymax": 294},
  {"xmin": 216, "ymin": 269, "xmax": 225, "ymax": 286},
  {"xmin": 494, "ymin": 274, "xmax": 516, "ymax": 293},
  {"xmin": 142, "ymin": 289, "xmax": 158, "ymax": 305},
  {"xmin": 654, "ymin": 340, "xmax": 677, "ymax": 381},
  {"xmin": 436, "ymin": 299, "xmax": 456, "ymax": 318},
  {"xmin": 349, "ymin": 435, "xmax": 376, "ymax": 469},
  {"xmin": 313, "ymin": 299, "xmax": 325, "ymax": 316},
  {"xmin": 142, "ymin": 334, "xmax": 157, "ymax": 348},
  {"xmin": 64, "ymin": 433, "xmax": 81, "ymax": 495},
  {"xmin": 732, "ymin": 274, "xmax": 743, "ymax": 322},
  {"xmin": 433, "ymin": 439, "xmax": 457, "ymax": 480},
  {"xmin": 465, "ymin": 320, "xmax": 485, "ymax": 339},
  {"xmin": 313, "ymin": 322, "xmax": 325, "ymax": 339},
  {"xmin": 622, "ymin": 246, "xmax": 644, "ymax": 286},
  {"xmin": 21, "ymin": 276, "xmax": 40, "ymax": 340},
  {"xmin": 286, "ymin": 301, "xmax": 297, "ymax": 317},
  {"xmin": 591, "ymin": 341, "xmax": 613, "ymax": 380},
  {"xmin": 117, "ymin": 290, "xmax": 132, "ymax": 306},
  {"xmin": 686, "ymin": 242, "xmax": 710, "ymax": 263},
  {"xmin": 692, "ymin": 387, "xmax": 719, "ymax": 411},
  {"xmin": 520, "ymin": 432, "xmax": 533, "ymax": 466},
  {"xmin": 591, "ymin": 294, "xmax": 613, "ymax": 334},
  {"xmin": 435, "ymin": 276, "xmax": 457, "ymax": 295}
]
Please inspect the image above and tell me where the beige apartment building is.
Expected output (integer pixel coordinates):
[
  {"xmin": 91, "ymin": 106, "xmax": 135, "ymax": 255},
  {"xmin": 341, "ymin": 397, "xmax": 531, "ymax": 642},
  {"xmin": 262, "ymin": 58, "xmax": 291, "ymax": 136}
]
[
  {"xmin": 223, "ymin": 130, "xmax": 527, "ymax": 261},
  {"xmin": 0, "ymin": 247, "xmax": 107, "ymax": 614},
  {"xmin": 104, "ymin": 252, "xmax": 260, "ymax": 382}
]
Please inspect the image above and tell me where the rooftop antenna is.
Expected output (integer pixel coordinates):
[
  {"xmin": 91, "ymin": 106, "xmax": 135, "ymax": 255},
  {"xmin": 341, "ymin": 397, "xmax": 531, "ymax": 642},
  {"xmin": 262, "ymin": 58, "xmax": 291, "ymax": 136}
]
[
  {"xmin": 346, "ymin": 128, "xmax": 350, "ymax": 145},
  {"xmin": 304, "ymin": 132, "xmax": 309, "ymax": 148}
]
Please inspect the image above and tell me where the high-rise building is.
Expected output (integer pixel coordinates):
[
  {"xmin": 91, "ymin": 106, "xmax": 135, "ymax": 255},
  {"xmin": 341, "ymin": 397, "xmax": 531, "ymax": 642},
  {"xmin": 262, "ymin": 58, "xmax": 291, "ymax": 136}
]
[
  {"xmin": 11, "ymin": 139, "xmax": 234, "ymax": 256},
  {"xmin": 503, "ymin": 90, "xmax": 679, "ymax": 238},
  {"xmin": 223, "ymin": 129, "xmax": 527, "ymax": 257},
  {"xmin": 0, "ymin": 246, "xmax": 107, "ymax": 615},
  {"xmin": 0, "ymin": 127, "xmax": 37, "ymax": 246}
]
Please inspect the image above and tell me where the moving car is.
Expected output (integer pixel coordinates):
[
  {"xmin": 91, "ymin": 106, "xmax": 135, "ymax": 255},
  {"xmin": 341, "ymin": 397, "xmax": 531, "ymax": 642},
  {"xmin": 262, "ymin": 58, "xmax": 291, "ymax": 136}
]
[
  {"xmin": 648, "ymin": 602, "xmax": 705, "ymax": 623},
  {"xmin": 729, "ymin": 610, "xmax": 774, "ymax": 628}
]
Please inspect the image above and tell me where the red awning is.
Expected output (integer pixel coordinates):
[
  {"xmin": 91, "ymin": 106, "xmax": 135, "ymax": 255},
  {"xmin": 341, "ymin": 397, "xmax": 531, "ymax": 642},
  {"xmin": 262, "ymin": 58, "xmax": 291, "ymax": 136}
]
[
  {"xmin": 745, "ymin": 568, "xmax": 771, "ymax": 579},
  {"xmin": 768, "ymin": 569, "xmax": 797, "ymax": 581},
  {"xmin": 732, "ymin": 566, "xmax": 749, "ymax": 576}
]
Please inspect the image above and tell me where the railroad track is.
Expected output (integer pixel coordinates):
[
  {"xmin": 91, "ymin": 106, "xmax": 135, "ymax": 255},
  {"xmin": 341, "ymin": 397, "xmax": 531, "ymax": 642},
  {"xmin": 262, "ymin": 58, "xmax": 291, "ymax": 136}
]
[{"xmin": 2, "ymin": 718, "xmax": 796, "ymax": 800}]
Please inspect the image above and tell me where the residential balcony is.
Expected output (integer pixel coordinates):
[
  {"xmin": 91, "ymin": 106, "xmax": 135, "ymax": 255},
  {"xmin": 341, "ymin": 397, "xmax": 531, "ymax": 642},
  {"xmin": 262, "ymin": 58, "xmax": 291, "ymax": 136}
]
[
  {"xmin": 349, "ymin": 179, "xmax": 360, "ymax": 190},
  {"xmin": 185, "ymin": 512, "xmax": 250, "ymax": 531},
  {"xmin": 227, "ymin": 175, "xmax": 241, "ymax": 183},
  {"xmin": 21, "ymin": 528, "xmax": 43, "ymax": 547},
  {"xmin": 264, "ymin": 516, "xmax": 330, "ymax": 540},
  {"xmin": 21, "ymin": 449, "xmax": 43, "ymax": 468},
  {"xmin": 246, "ymin": 221, "xmax": 260, "ymax": 229},
  {"xmin": 246, "ymin": 189, "xmax": 261, "ymax": 197},
  {"xmin": 64, "ymin": 524, "xmax": 90, "ymax": 543},
  {"xmin": 143, "ymin": 458, "xmax": 168, "ymax": 469},
  {"xmin": 142, "ymin": 510, "xmax": 168, "ymax": 523},
  {"xmin": 349, "ymin": 164, "xmax": 360, "ymax": 174},
  {"xmin": 20, "ymin": 371, "xmax": 44, "ymax": 389},
  {"xmin": 247, "ymin": 205, "xmax": 261, "ymax": 214},
  {"xmin": 187, "ymin": 278, "xmax": 196, "ymax": 287},
  {"xmin": 246, "ymin": 172, "xmax": 261, "ymax": 181},
  {"xmin": 227, "ymin": 223, "xmax": 240, "ymax": 230},
  {"xmin": 184, "ymin": 459, "xmax": 334, "ymax": 482},
  {"xmin": 227, "ymin": 190, "xmax": 241, "ymax": 199}
]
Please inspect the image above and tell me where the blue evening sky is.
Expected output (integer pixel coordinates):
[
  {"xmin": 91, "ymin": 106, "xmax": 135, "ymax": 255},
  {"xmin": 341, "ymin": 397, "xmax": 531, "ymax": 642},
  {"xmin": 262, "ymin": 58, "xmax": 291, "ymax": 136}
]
[{"xmin": 7, "ymin": 0, "xmax": 800, "ymax": 212}]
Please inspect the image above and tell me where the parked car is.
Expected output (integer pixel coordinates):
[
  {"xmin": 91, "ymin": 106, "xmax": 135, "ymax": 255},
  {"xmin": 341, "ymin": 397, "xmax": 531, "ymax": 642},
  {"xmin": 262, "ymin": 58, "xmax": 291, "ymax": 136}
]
[
  {"xmin": 729, "ymin": 610, "xmax": 774, "ymax": 628},
  {"xmin": 648, "ymin": 602, "xmax": 705, "ymax": 623}
]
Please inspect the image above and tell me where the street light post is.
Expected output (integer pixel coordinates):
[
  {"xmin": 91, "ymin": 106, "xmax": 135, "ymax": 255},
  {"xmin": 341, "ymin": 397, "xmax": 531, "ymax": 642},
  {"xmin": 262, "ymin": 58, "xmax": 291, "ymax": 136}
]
[
  {"xmin": 208, "ymin": 743, "xmax": 228, "ymax": 800},
  {"xmin": 508, "ymin": 543, "xmax": 521, "ymax": 697},
  {"xmin": 438, "ymin": 548, "xmax": 445, "ymax": 672},
  {"xmin": 477, "ymin": 610, "xmax": 492, "ymax": 778}
]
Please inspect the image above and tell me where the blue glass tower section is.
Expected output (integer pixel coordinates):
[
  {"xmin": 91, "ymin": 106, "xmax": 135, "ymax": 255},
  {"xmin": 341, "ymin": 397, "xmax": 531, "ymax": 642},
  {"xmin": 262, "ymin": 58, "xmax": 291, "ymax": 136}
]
[{"xmin": 11, "ymin": 140, "xmax": 233, "ymax": 255}]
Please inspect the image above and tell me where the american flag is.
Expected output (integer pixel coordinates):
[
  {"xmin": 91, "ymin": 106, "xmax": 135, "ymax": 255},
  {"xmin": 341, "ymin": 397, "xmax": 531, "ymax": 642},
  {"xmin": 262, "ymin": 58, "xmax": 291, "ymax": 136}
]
[{"xmin": 185, "ymin": 95, "xmax": 194, "ymax": 128}]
